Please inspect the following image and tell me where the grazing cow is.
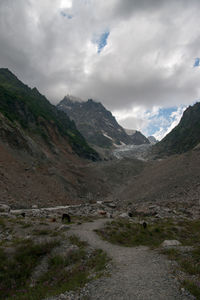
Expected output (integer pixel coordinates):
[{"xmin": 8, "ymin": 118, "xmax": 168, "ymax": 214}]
[
  {"xmin": 62, "ymin": 213, "xmax": 71, "ymax": 223},
  {"xmin": 143, "ymin": 221, "xmax": 147, "ymax": 229}
]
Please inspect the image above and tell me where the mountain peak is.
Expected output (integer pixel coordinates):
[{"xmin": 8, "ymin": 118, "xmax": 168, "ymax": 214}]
[
  {"xmin": 63, "ymin": 94, "xmax": 84, "ymax": 103},
  {"xmin": 124, "ymin": 128, "xmax": 150, "ymax": 145},
  {"xmin": 57, "ymin": 97, "xmax": 132, "ymax": 148}
]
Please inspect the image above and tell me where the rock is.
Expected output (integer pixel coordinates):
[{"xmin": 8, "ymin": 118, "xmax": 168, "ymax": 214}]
[
  {"xmin": 119, "ymin": 212, "xmax": 129, "ymax": 218},
  {"xmin": 135, "ymin": 207, "xmax": 157, "ymax": 217},
  {"xmin": 155, "ymin": 214, "xmax": 162, "ymax": 218},
  {"xmin": 103, "ymin": 200, "xmax": 113, "ymax": 204},
  {"xmin": 32, "ymin": 205, "xmax": 38, "ymax": 209},
  {"xmin": 106, "ymin": 212, "xmax": 113, "ymax": 218},
  {"xmin": 161, "ymin": 240, "xmax": 182, "ymax": 247},
  {"xmin": 97, "ymin": 201, "xmax": 103, "ymax": 205},
  {"xmin": 105, "ymin": 202, "xmax": 116, "ymax": 209},
  {"xmin": 0, "ymin": 203, "xmax": 10, "ymax": 213},
  {"xmin": 58, "ymin": 225, "xmax": 70, "ymax": 231}
]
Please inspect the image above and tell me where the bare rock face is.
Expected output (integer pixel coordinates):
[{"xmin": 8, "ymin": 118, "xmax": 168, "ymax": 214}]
[
  {"xmin": 57, "ymin": 97, "xmax": 133, "ymax": 148},
  {"xmin": 125, "ymin": 129, "xmax": 150, "ymax": 145}
]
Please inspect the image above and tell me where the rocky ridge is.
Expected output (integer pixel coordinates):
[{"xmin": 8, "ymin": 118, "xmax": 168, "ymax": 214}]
[{"xmin": 57, "ymin": 96, "xmax": 150, "ymax": 150}]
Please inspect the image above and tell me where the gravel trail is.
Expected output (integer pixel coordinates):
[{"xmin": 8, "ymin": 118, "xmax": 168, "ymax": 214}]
[{"xmin": 68, "ymin": 218, "xmax": 193, "ymax": 300}]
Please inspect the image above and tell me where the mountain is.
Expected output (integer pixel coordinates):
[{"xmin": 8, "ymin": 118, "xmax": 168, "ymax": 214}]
[
  {"xmin": 0, "ymin": 68, "xmax": 99, "ymax": 161},
  {"xmin": 148, "ymin": 136, "xmax": 158, "ymax": 144},
  {"xmin": 154, "ymin": 102, "xmax": 200, "ymax": 156},
  {"xmin": 0, "ymin": 69, "xmax": 108, "ymax": 208},
  {"xmin": 57, "ymin": 96, "xmax": 133, "ymax": 148},
  {"xmin": 125, "ymin": 129, "xmax": 150, "ymax": 145}
]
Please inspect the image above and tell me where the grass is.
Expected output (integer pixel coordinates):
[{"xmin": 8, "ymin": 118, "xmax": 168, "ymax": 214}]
[
  {"xmin": 33, "ymin": 229, "xmax": 51, "ymax": 236},
  {"xmin": 73, "ymin": 216, "xmax": 96, "ymax": 224},
  {"xmin": 3, "ymin": 236, "xmax": 110, "ymax": 300},
  {"xmin": 0, "ymin": 239, "xmax": 59, "ymax": 299},
  {"xmin": 96, "ymin": 218, "xmax": 200, "ymax": 298},
  {"xmin": 0, "ymin": 217, "xmax": 6, "ymax": 228},
  {"xmin": 161, "ymin": 246, "xmax": 200, "ymax": 299},
  {"xmin": 86, "ymin": 249, "xmax": 110, "ymax": 273},
  {"xmin": 69, "ymin": 235, "xmax": 88, "ymax": 248},
  {"xmin": 183, "ymin": 280, "xmax": 200, "ymax": 299},
  {"xmin": 20, "ymin": 223, "xmax": 32, "ymax": 229},
  {"xmin": 96, "ymin": 218, "xmax": 200, "ymax": 248}
]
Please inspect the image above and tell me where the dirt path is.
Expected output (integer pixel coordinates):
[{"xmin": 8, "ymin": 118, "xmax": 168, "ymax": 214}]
[{"xmin": 69, "ymin": 219, "xmax": 193, "ymax": 300}]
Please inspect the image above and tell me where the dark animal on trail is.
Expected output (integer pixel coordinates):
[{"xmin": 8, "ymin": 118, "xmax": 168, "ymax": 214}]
[
  {"xmin": 128, "ymin": 212, "xmax": 133, "ymax": 217},
  {"xmin": 21, "ymin": 212, "xmax": 26, "ymax": 218},
  {"xmin": 143, "ymin": 221, "xmax": 147, "ymax": 229},
  {"xmin": 62, "ymin": 213, "xmax": 71, "ymax": 223}
]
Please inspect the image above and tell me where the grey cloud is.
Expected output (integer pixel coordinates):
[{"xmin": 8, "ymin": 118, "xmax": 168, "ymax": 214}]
[{"xmin": 0, "ymin": 0, "xmax": 200, "ymax": 130}]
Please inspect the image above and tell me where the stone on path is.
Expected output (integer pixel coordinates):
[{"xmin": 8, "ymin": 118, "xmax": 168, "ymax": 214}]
[{"xmin": 161, "ymin": 240, "xmax": 182, "ymax": 247}]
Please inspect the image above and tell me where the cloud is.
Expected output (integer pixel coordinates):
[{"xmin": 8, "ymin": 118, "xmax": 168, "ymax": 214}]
[
  {"xmin": 0, "ymin": 0, "xmax": 200, "ymax": 137},
  {"xmin": 113, "ymin": 105, "xmax": 186, "ymax": 140}
]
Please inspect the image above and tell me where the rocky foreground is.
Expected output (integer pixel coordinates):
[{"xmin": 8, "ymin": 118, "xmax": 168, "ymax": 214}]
[{"xmin": 1, "ymin": 200, "xmax": 200, "ymax": 299}]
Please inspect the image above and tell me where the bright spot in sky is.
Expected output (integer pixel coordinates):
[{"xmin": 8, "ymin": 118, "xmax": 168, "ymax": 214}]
[{"xmin": 60, "ymin": 0, "xmax": 72, "ymax": 9}]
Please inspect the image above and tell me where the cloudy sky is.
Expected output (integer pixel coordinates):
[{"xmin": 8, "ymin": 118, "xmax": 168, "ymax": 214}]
[{"xmin": 0, "ymin": 0, "xmax": 200, "ymax": 139}]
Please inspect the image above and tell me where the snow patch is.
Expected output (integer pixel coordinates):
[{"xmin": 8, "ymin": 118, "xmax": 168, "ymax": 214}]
[{"xmin": 103, "ymin": 132, "xmax": 113, "ymax": 141}]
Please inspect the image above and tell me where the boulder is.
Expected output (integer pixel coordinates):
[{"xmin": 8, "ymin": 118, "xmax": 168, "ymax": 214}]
[
  {"xmin": 0, "ymin": 203, "xmax": 10, "ymax": 213},
  {"xmin": 106, "ymin": 202, "xmax": 116, "ymax": 209},
  {"xmin": 161, "ymin": 240, "xmax": 181, "ymax": 247},
  {"xmin": 119, "ymin": 212, "xmax": 129, "ymax": 218},
  {"xmin": 32, "ymin": 205, "xmax": 38, "ymax": 209}
]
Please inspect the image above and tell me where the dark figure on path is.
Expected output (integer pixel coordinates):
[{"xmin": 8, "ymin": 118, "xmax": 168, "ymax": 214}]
[
  {"xmin": 62, "ymin": 213, "xmax": 71, "ymax": 223},
  {"xmin": 143, "ymin": 221, "xmax": 147, "ymax": 229},
  {"xmin": 21, "ymin": 212, "xmax": 25, "ymax": 218}
]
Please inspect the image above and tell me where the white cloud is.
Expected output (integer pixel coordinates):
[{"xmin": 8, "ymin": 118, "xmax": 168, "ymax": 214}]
[{"xmin": 154, "ymin": 106, "xmax": 186, "ymax": 140}]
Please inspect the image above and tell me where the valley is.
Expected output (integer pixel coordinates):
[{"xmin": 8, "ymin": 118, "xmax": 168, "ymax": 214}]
[{"xmin": 0, "ymin": 69, "xmax": 200, "ymax": 299}]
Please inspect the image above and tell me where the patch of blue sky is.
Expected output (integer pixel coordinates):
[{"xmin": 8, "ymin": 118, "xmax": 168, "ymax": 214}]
[
  {"xmin": 146, "ymin": 106, "xmax": 183, "ymax": 137},
  {"xmin": 96, "ymin": 31, "xmax": 110, "ymax": 53},
  {"xmin": 194, "ymin": 57, "xmax": 200, "ymax": 67},
  {"xmin": 60, "ymin": 11, "xmax": 73, "ymax": 19}
]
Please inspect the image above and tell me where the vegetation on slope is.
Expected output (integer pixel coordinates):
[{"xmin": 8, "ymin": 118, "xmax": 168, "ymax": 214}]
[
  {"xmin": 0, "ymin": 68, "xmax": 99, "ymax": 160},
  {"xmin": 0, "ymin": 215, "xmax": 110, "ymax": 300}
]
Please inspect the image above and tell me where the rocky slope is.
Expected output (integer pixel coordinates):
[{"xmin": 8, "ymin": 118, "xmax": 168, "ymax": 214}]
[
  {"xmin": 125, "ymin": 129, "xmax": 150, "ymax": 145},
  {"xmin": 0, "ymin": 69, "xmax": 109, "ymax": 208},
  {"xmin": 148, "ymin": 136, "xmax": 158, "ymax": 144},
  {"xmin": 57, "ymin": 96, "xmax": 140, "ymax": 148},
  {"xmin": 154, "ymin": 102, "xmax": 200, "ymax": 156},
  {"xmin": 117, "ymin": 147, "xmax": 200, "ymax": 214}
]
